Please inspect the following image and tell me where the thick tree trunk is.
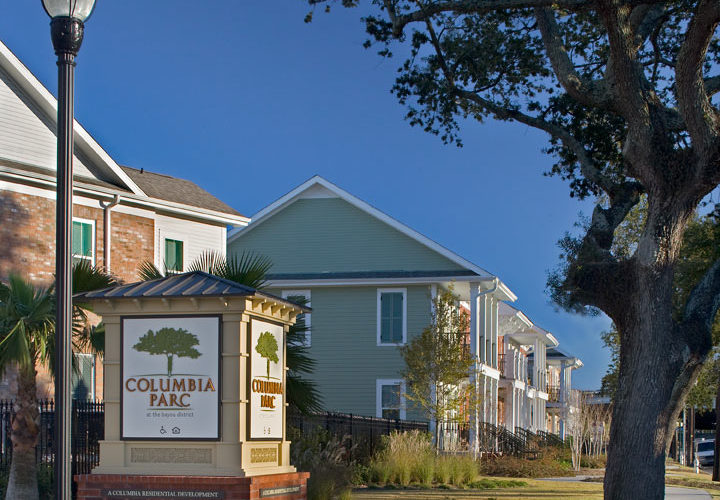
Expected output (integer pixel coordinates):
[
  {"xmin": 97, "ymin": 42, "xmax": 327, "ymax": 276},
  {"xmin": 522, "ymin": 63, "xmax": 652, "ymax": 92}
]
[
  {"xmin": 603, "ymin": 254, "xmax": 709, "ymax": 500},
  {"xmin": 6, "ymin": 366, "xmax": 39, "ymax": 500}
]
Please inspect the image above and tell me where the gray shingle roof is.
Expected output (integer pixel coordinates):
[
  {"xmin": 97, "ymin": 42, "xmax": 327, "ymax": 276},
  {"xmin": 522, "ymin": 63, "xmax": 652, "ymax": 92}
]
[
  {"xmin": 120, "ymin": 166, "xmax": 244, "ymax": 216},
  {"xmin": 73, "ymin": 271, "xmax": 310, "ymax": 311}
]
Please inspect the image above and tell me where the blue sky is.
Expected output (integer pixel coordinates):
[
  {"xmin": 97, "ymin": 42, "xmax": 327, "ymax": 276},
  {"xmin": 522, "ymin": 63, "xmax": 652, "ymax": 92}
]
[{"xmin": 0, "ymin": 1, "xmax": 611, "ymax": 389}]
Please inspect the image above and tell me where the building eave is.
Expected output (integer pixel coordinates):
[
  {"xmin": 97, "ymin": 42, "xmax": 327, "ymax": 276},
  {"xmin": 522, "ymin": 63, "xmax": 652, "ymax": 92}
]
[{"xmin": 0, "ymin": 166, "xmax": 249, "ymax": 227}]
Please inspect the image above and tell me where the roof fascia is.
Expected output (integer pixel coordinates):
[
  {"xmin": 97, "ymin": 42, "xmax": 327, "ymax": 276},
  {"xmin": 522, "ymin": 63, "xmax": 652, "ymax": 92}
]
[
  {"xmin": 0, "ymin": 41, "xmax": 145, "ymax": 196},
  {"xmin": 0, "ymin": 166, "xmax": 249, "ymax": 226}
]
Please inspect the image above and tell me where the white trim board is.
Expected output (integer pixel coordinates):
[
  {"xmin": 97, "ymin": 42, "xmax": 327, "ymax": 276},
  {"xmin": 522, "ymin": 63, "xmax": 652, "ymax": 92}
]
[{"xmin": 228, "ymin": 176, "xmax": 516, "ymax": 301}]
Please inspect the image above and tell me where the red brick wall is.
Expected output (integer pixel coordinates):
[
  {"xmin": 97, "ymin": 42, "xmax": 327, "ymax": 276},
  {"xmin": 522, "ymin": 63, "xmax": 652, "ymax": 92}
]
[
  {"xmin": 76, "ymin": 473, "xmax": 310, "ymax": 500},
  {"xmin": 0, "ymin": 190, "xmax": 154, "ymax": 284},
  {"xmin": 0, "ymin": 189, "xmax": 155, "ymax": 400}
]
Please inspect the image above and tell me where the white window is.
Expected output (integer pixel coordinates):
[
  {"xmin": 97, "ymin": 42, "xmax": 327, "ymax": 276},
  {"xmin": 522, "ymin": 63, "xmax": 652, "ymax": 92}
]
[
  {"xmin": 376, "ymin": 379, "xmax": 406, "ymax": 420},
  {"xmin": 72, "ymin": 353, "xmax": 95, "ymax": 400},
  {"xmin": 377, "ymin": 288, "xmax": 407, "ymax": 346},
  {"xmin": 72, "ymin": 218, "xmax": 95, "ymax": 266},
  {"xmin": 282, "ymin": 290, "xmax": 311, "ymax": 347}
]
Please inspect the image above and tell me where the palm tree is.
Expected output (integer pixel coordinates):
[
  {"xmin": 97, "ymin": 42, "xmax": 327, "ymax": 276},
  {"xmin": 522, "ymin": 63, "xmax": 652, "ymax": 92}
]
[
  {"xmin": 0, "ymin": 262, "xmax": 117, "ymax": 500},
  {"xmin": 138, "ymin": 250, "xmax": 322, "ymax": 414},
  {"xmin": 0, "ymin": 276, "xmax": 53, "ymax": 500}
]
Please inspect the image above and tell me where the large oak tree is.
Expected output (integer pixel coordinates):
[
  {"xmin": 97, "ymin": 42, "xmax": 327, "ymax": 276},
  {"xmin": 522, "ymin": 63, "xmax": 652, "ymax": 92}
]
[{"xmin": 308, "ymin": 0, "xmax": 720, "ymax": 498}]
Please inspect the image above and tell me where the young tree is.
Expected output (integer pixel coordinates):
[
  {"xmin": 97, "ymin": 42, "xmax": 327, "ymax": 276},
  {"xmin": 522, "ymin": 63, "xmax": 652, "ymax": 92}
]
[
  {"xmin": 133, "ymin": 328, "xmax": 201, "ymax": 377},
  {"xmin": 400, "ymin": 288, "xmax": 473, "ymax": 448},
  {"xmin": 256, "ymin": 331, "xmax": 280, "ymax": 379},
  {"xmin": 307, "ymin": 1, "xmax": 720, "ymax": 496}
]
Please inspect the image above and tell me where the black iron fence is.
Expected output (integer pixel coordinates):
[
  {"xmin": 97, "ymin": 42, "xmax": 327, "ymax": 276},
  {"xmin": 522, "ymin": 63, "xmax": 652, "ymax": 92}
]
[
  {"xmin": 0, "ymin": 399, "xmax": 104, "ymax": 476},
  {"xmin": 287, "ymin": 411, "xmax": 429, "ymax": 462}
]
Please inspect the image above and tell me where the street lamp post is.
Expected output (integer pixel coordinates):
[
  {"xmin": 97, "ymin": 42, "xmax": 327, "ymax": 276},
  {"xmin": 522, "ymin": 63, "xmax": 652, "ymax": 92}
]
[{"xmin": 41, "ymin": 1, "xmax": 96, "ymax": 498}]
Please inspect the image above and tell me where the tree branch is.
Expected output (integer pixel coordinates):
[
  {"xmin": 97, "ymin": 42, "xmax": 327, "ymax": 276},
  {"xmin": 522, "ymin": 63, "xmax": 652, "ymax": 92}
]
[
  {"xmin": 386, "ymin": 0, "xmax": 590, "ymax": 37},
  {"xmin": 705, "ymin": 75, "xmax": 720, "ymax": 98},
  {"xmin": 676, "ymin": 0, "xmax": 720, "ymax": 159},
  {"xmin": 534, "ymin": 7, "xmax": 614, "ymax": 110},
  {"xmin": 680, "ymin": 256, "xmax": 720, "ymax": 353}
]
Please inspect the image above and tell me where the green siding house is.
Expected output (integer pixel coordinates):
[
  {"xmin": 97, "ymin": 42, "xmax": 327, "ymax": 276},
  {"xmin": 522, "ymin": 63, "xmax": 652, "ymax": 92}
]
[{"xmin": 227, "ymin": 176, "xmax": 516, "ymax": 424}]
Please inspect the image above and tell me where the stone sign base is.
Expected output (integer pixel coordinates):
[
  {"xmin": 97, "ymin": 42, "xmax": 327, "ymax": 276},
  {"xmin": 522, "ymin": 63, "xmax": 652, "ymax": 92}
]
[{"xmin": 75, "ymin": 472, "xmax": 310, "ymax": 500}]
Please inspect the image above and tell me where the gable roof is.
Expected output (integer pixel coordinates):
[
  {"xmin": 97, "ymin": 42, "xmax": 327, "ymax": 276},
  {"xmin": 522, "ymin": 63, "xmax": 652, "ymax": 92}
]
[
  {"xmin": 0, "ymin": 40, "xmax": 247, "ymax": 225},
  {"xmin": 0, "ymin": 41, "xmax": 144, "ymax": 195},
  {"xmin": 229, "ymin": 176, "xmax": 516, "ymax": 299},
  {"xmin": 73, "ymin": 270, "xmax": 310, "ymax": 312}
]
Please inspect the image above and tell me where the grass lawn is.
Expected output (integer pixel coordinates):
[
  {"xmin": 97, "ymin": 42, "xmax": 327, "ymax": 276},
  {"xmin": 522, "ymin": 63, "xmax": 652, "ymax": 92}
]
[
  {"xmin": 351, "ymin": 477, "xmax": 604, "ymax": 499},
  {"xmin": 351, "ymin": 466, "xmax": 720, "ymax": 499}
]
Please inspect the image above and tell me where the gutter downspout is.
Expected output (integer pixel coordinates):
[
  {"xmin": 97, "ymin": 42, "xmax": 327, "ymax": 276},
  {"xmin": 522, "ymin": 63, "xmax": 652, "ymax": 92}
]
[
  {"xmin": 99, "ymin": 195, "xmax": 120, "ymax": 272},
  {"xmin": 470, "ymin": 277, "xmax": 499, "ymax": 457}
]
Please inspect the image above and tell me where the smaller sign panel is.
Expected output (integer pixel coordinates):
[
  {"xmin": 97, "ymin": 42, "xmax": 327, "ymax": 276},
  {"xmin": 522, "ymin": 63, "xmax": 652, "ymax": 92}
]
[
  {"xmin": 122, "ymin": 316, "xmax": 220, "ymax": 440},
  {"xmin": 249, "ymin": 319, "xmax": 284, "ymax": 440}
]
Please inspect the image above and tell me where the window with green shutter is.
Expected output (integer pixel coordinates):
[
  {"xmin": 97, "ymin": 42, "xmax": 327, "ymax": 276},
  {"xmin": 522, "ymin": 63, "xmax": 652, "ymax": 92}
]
[
  {"xmin": 165, "ymin": 239, "xmax": 184, "ymax": 273},
  {"xmin": 378, "ymin": 289, "xmax": 406, "ymax": 344},
  {"xmin": 72, "ymin": 220, "xmax": 94, "ymax": 266}
]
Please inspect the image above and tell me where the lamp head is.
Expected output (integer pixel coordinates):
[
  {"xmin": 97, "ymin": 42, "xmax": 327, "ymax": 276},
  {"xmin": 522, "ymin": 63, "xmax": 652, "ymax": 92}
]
[{"xmin": 42, "ymin": 0, "xmax": 96, "ymax": 22}]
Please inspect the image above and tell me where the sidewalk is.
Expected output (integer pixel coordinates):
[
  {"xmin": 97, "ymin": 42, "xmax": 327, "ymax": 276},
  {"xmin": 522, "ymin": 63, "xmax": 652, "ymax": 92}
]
[
  {"xmin": 665, "ymin": 486, "xmax": 712, "ymax": 499},
  {"xmin": 538, "ymin": 476, "xmax": 712, "ymax": 499}
]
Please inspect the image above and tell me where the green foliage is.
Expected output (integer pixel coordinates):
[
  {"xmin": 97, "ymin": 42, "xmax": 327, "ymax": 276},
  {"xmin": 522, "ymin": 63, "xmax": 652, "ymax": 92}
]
[
  {"xmin": 133, "ymin": 327, "xmax": 201, "ymax": 376},
  {"xmin": 0, "ymin": 275, "xmax": 54, "ymax": 373},
  {"xmin": 286, "ymin": 297, "xmax": 324, "ymax": 414},
  {"xmin": 256, "ymin": 331, "xmax": 279, "ymax": 379},
  {"xmin": 188, "ymin": 250, "xmax": 273, "ymax": 290},
  {"xmin": 400, "ymin": 288, "xmax": 473, "ymax": 433}
]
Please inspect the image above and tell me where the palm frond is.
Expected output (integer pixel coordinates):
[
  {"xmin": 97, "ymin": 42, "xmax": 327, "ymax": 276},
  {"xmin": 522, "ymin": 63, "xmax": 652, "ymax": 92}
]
[
  {"xmin": 188, "ymin": 250, "xmax": 273, "ymax": 289},
  {"xmin": 137, "ymin": 261, "xmax": 165, "ymax": 281},
  {"xmin": 72, "ymin": 259, "xmax": 120, "ymax": 294},
  {"xmin": 0, "ymin": 275, "xmax": 54, "ymax": 373}
]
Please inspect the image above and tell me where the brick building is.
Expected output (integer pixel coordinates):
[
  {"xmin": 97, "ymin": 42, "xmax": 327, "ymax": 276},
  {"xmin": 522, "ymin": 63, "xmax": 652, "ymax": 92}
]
[{"xmin": 0, "ymin": 40, "xmax": 248, "ymax": 400}]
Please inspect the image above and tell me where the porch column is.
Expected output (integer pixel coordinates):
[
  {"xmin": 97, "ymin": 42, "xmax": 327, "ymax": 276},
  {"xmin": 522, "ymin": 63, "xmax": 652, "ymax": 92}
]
[{"xmin": 469, "ymin": 282, "xmax": 481, "ymax": 454}]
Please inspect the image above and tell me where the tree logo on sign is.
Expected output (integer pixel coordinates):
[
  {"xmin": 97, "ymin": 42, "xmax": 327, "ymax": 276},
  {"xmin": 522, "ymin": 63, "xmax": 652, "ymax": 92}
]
[
  {"xmin": 133, "ymin": 327, "xmax": 201, "ymax": 376},
  {"xmin": 255, "ymin": 331, "xmax": 279, "ymax": 379}
]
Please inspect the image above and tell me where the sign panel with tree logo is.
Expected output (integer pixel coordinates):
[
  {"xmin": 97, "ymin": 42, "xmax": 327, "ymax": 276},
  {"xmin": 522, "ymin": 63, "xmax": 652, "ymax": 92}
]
[
  {"xmin": 122, "ymin": 316, "xmax": 220, "ymax": 440},
  {"xmin": 249, "ymin": 319, "xmax": 284, "ymax": 440}
]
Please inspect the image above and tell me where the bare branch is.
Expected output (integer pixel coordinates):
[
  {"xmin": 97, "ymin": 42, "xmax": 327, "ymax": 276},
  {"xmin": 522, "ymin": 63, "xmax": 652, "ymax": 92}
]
[{"xmin": 676, "ymin": 0, "xmax": 720, "ymax": 158}]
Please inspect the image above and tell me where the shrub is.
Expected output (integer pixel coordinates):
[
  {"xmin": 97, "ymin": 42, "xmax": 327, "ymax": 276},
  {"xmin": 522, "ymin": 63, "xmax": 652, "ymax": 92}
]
[
  {"xmin": 434, "ymin": 455, "xmax": 452, "ymax": 484},
  {"xmin": 411, "ymin": 456, "xmax": 435, "ymax": 485},
  {"xmin": 460, "ymin": 455, "xmax": 478, "ymax": 485},
  {"xmin": 449, "ymin": 456, "xmax": 464, "ymax": 486},
  {"xmin": 369, "ymin": 457, "xmax": 391, "ymax": 484},
  {"xmin": 478, "ymin": 453, "xmax": 573, "ymax": 478},
  {"xmin": 289, "ymin": 426, "xmax": 354, "ymax": 500}
]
